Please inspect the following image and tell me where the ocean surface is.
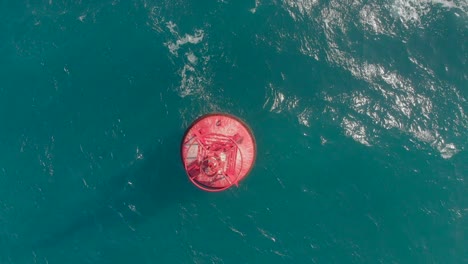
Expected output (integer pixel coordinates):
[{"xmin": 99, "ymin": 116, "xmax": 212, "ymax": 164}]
[{"xmin": 0, "ymin": 0, "xmax": 467, "ymax": 263}]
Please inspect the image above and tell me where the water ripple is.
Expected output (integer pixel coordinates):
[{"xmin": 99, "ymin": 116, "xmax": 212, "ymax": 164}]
[{"xmin": 273, "ymin": 0, "xmax": 468, "ymax": 159}]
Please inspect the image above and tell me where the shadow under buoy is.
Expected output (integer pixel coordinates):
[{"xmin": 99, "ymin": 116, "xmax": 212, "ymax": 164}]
[{"xmin": 15, "ymin": 132, "xmax": 201, "ymax": 260}]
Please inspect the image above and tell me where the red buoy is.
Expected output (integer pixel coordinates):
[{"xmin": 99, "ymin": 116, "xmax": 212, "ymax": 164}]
[{"xmin": 181, "ymin": 113, "xmax": 256, "ymax": 192}]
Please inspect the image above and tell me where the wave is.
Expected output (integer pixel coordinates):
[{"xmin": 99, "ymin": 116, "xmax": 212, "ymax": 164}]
[{"xmin": 257, "ymin": 0, "xmax": 467, "ymax": 159}]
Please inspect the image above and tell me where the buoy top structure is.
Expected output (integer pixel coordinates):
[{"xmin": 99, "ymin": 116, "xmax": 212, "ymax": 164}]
[{"xmin": 181, "ymin": 113, "xmax": 256, "ymax": 192}]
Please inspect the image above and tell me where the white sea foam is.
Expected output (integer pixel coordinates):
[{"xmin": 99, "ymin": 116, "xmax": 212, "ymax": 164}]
[
  {"xmin": 317, "ymin": 6, "xmax": 464, "ymax": 159},
  {"xmin": 283, "ymin": 0, "xmax": 319, "ymax": 19},
  {"xmin": 391, "ymin": 0, "xmax": 467, "ymax": 29},
  {"xmin": 297, "ymin": 108, "xmax": 313, "ymax": 127},
  {"xmin": 250, "ymin": 0, "xmax": 261, "ymax": 13},
  {"xmin": 342, "ymin": 117, "xmax": 372, "ymax": 146},
  {"xmin": 263, "ymin": 83, "xmax": 301, "ymax": 115},
  {"xmin": 159, "ymin": 21, "xmax": 211, "ymax": 99},
  {"xmin": 186, "ymin": 52, "xmax": 198, "ymax": 64},
  {"xmin": 340, "ymin": 58, "xmax": 463, "ymax": 158},
  {"xmin": 278, "ymin": 0, "xmax": 467, "ymax": 158},
  {"xmin": 165, "ymin": 22, "xmax": 204, "ymax": 56},
  {"xmin": 359, "ymin": 0, "xmax": 467, "ymax": 37}
]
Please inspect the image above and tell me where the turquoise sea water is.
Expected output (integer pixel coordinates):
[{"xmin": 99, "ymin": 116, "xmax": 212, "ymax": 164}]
[{"xmin": 0, "ymin": 0, "xmax": 467, "ymax": 263}]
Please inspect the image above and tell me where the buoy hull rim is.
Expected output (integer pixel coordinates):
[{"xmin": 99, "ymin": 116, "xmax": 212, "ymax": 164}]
[{"xmin": 180, "ymin": 112, "xmax": 256, "ymax": 192}]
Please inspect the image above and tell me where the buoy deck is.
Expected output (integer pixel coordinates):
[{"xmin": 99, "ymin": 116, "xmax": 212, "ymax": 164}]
[{"xmin": 181, "ymin": 113, "xmax": 256, "ymax": 192}]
